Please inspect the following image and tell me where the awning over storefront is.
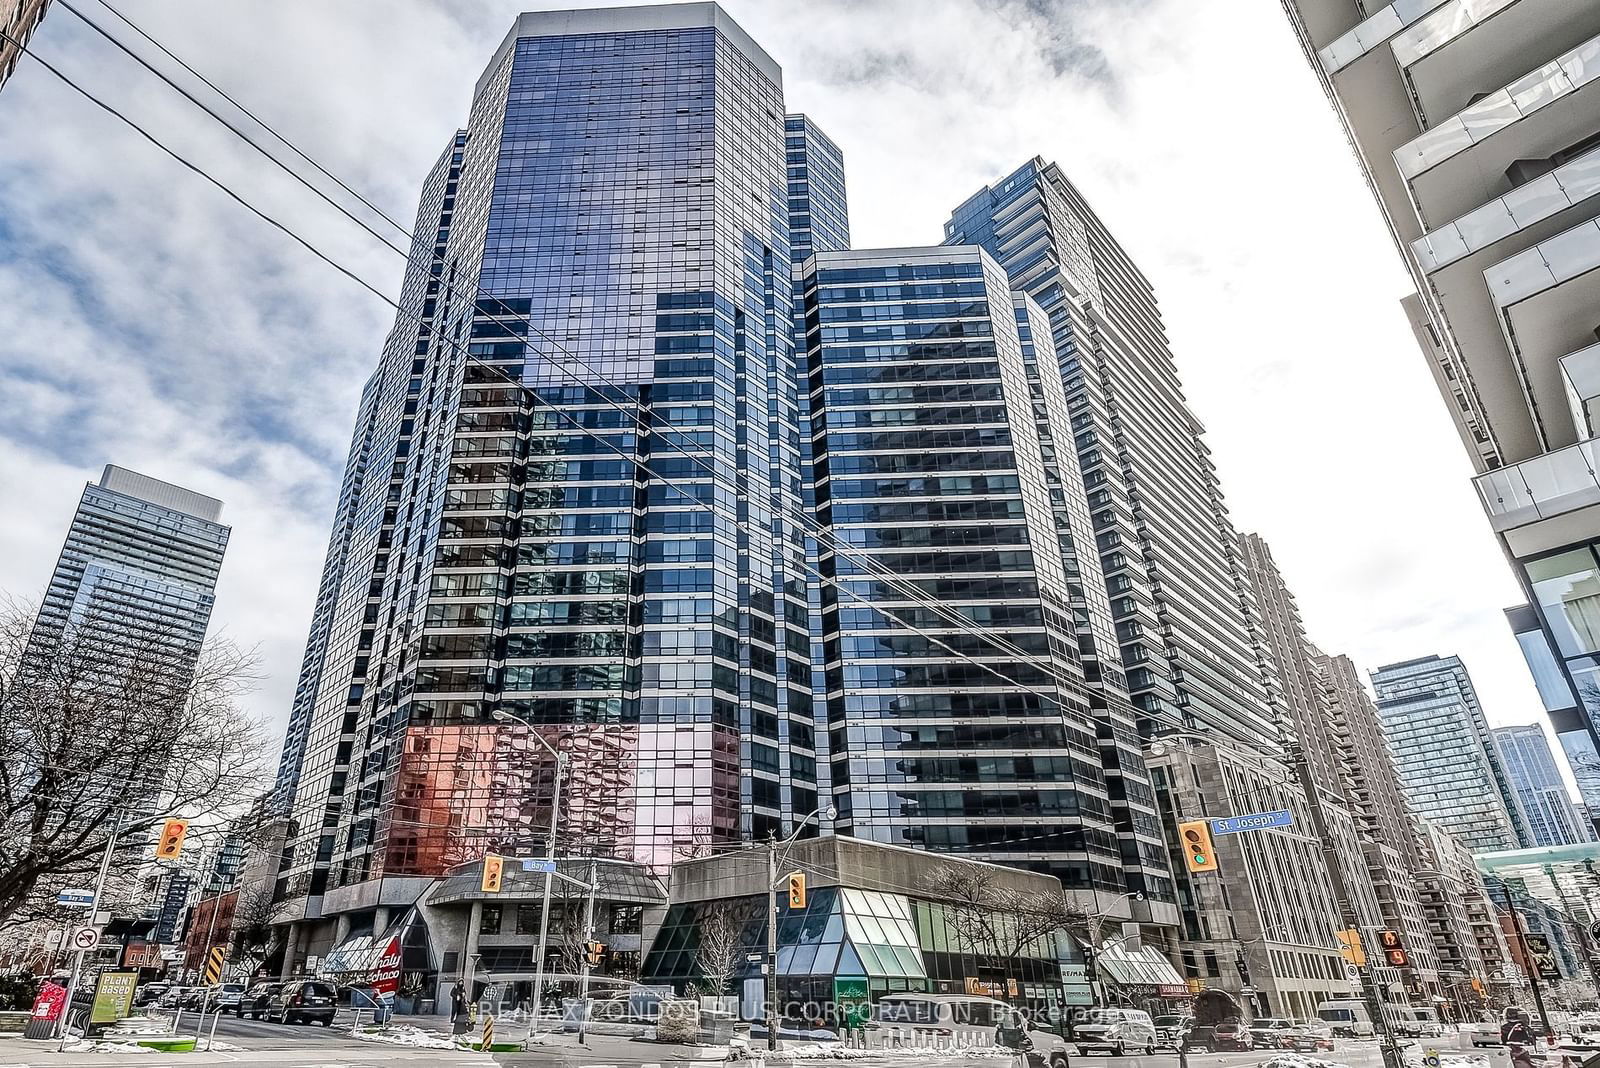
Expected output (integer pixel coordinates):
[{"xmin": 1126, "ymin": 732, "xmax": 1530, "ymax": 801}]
[{"xmin": 1091, "ymin": 939, "xmax": 1186, "ymax": 988}]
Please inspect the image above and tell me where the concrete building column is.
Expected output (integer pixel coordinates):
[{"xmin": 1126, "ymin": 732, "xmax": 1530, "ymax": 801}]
[
  {"xmin": 373, "ymin": 906, "xmax": 391, "ymax": 935},
  {"xmin": 280, "ymin": 922, "xmax": 301, "ymax": 979},
  {"xmin": 334, "ymin": 913, "xmax": 352, "ymax": 945}
]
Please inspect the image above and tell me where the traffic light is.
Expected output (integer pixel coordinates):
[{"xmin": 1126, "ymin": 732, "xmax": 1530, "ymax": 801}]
[
  {"xmin": 787, "ymin": 870, "xmax": 806, "ymax": 909},
  {"xmin": 1379, "ymin": 929, "xmax": 1409, "ymax": 968},
  {"xmin": 154, "ymin": 818, "xmax": 188, "ymax": 860},
  {"xmin": 1234, "ymin": 957, "xmax": 1250, "ymax": 981},
  {"xmin": 1336, "ymin": 928, "xmax": 1367, "ymax": 966},
  {"xmin": 481, "ymin": 853, "xmax": 504, "ymax": 893},
  {"xmin": 586, "ymin": 940, "xmax": 605, "ymax": 967},
  {"xmin": 1177, "ymin": 820, "xmax": 1217, "ymax": 873}
]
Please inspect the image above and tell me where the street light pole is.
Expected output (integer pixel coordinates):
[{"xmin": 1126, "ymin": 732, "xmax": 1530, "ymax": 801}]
[
  {"xmin": 1288, "ymin": 741, "xmax": 1404, "ymax": 1068},
  {"xmin": 765, "ymin": 806, "xmax": 834, "ymax": 1052},
  {"xmin": 576, "ymin": 858, "xmax": 598, "ymax": 1046},
  {"xmin": 491, "ymin": 709, "xmax": 567, "ymax": 1039},
  {"xmin": 1496, "ymin": 879, "xmax": 1554, "ymax": 1039},
  {"xmin": 58, "ymin": 812, "xmax": 128, "ymax": 1046}
]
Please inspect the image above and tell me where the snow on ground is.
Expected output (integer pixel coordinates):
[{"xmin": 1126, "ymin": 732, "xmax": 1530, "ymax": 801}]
[
  {"xmin": 1259, "ymin": 1055, "xmax": 1354, "ymax": 1068},
  {"xmin": 61, "ymin": 1039, "xmax": 156, "ymax": 1054},
  {"xmin": 763, "ymin": 1043, "xmax": 1015, "ymax": 1060},
  {"xmin": 350, "ymin": 1023, "xmax": 463, "ymax": 1050}
]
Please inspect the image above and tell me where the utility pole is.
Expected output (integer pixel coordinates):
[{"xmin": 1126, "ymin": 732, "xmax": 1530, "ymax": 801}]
[
  {"xmin": 1495, "ymin": 879, "xmax": 1553, "ymax": 1039},
  {"xmin": 1544, "ymin": 864, "xmax": 1600, "ymax": 995},
  {"xmin": 57, "ymin": 814, "xmax": 125, "ymax": 1046},
  {"xmin": 1289, "ymin": 742, "xmax": 1403, "ymax": 1068},
  {"xmin": 576, "ymin": 858, "xmax": 598, "ymax": 1046},
  {"xmin": 766, "ymin": 832, "xmax": 779, "ymax": 1052}
]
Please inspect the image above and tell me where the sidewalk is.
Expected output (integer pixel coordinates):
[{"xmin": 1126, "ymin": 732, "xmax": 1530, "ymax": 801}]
[{"xmin": 0, "ymin": 1030, "xmax": 498, "ymax": 1066}]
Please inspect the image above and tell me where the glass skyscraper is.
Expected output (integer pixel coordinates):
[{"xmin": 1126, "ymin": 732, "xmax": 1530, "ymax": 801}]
[
  {"xmin": 799, "ymin": 245, "xmax": 1175, "ymax": 908},
  {"xmin": 1494, "ymin": 724, "xmax": 1595, "ymax": 846},
  {"xmin": 944, "ymin": 159, "xmax": 1279, "ymax": 748},
  {"xmin": 1371, "ymin": 655, "xmax": 1532, "ymax": 852},
  {"xmin": 274, "ymin": 4, "xmax": 815, "ymax": 923},
  {"xmin": 29, "ymin": 464, "xmax": 228, "ymax": 668}
]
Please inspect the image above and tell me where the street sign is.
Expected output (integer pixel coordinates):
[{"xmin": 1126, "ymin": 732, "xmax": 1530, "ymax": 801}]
[
  {"xmin": 56, "ymin": 888, "xmax": 94, "ymax": 908},
  {"xmin": 521, "ymin": 859, "xmax": 557, "ymax": 873},
  {"xmin": 1210, "ymin": 809, "xmax": 1294, "ymax": 835},
  {"xmin": 1590, "ymin": 920, "xmax": 1600, "ymax": 941},
  {"xmin": 1345, "ymin": 964, "xmax": 1360, "ymax": 982},
  {"xmin": 70, "ymin": 927, "xmax": 100, "ymax": 951},
  {"xmin": 203, "ymin": 945, "xmax": 229, "ymax": 985},
  {"xmin": 1423, "ymin": 1050, "xmax": 1440, "ymax": 1068}
]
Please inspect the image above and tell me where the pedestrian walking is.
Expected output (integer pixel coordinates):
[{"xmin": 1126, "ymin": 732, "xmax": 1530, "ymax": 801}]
[{"xmin": 450, "ymin": 983, "xmax": 466, "ymax": 1022}]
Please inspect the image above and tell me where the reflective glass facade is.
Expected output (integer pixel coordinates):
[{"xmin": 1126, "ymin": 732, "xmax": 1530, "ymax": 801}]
[
  {"xmin": 945, "ymin": 160, "xmax": 1279, "ymax": 749},
  {"xmin": 276, "ymin": 5, "xmax": 814, "ymax": 914},
  {"xmin": 800, "ymin": 245, "xmax": 1135, "ymax": 893},
  {"xmin": 1370, "ymin": 655, "xmax": 1532, "ymax": 851},
  {"xmin": 30, "ymin": 465, "xmax": 228, "ymax": 669},
  {"xmin": 1493, "ymin": 724, "xmax": 1595, "ymax": 845}
]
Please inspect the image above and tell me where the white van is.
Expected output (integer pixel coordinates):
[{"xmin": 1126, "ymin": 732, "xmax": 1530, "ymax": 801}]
[
  {"xmin": 1316, "ymin": 998, "xmax": 1376, "ymax": 1037},
  {"xmin": 1072, "ymin": 1008, "xmax": 1159, "ymax": 1056}
]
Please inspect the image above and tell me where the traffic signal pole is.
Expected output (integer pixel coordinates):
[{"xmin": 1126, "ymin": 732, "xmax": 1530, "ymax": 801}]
[
  {"xmin": 576, "ymin": 858, "xmax": 598, "ymax": 1046},
  {"xmin": 1494, "ymin": 880, "xmax": 1553, "ymax": 1040},
  {"xmin": 1289, "ymin": 743, "xmax": 1403, "ymax": 1068}
]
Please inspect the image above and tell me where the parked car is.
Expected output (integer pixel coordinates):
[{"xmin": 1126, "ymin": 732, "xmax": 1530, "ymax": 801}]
[
  {"xmin": 212, "ymin": 982, "xmax": 248, "ymax": 1014},
  {"xmin": 1469, "ymin": 1022, "xmax": 1504, "ymax": 1048},
  {"xmin": 1153, "ymin": 1015, "xmax": 1191, "ymax": 1049},
  {"xmin": 1072, "ymin": 1008, "xmax": 1158, "ymax": 1056},
  {"xmin": 1281, "ymin": 1024, "xmax": 1336, "ymax": 1052},
  {"xmin": 260, "ymin": 980, "xmax": 338, "ymax": 1026},
  {"xmin": 240, "ymin": 982, "xmax": 283, "ymax": 1020},
  {"xmin": 133, "ymin": 982, "xmax": 170, "ymax": 1007},
  {"xmin": 1248, "ymin": 1018, "xmax": 1295, "ymax": 1048},
  {"xmin": 1213, "ymin": 1020, "xmax": 1255, "ymax": 1052},
  {"xmin": 994, "ymin": 1008, "xmax": 1076, "ymax": 1068}
]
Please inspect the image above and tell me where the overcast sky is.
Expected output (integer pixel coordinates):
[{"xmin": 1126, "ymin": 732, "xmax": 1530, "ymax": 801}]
[{"xmin": 0, "ymin": 1, "xmax": 1562, "ymax": 784}]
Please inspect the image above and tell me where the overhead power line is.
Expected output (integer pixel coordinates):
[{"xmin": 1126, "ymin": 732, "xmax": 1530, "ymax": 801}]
[{"xmin": 0, "ymin": 23, "xmax": 1321, "ymax": 832}]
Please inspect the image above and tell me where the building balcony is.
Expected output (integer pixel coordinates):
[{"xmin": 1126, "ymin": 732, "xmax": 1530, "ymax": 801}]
[
  {"xmin": 1396, "ymin": 32, "xmax": 1600, "ymax": 228},
  {"xmin": 1319, "ymin": 0, "xmax": 1452, "ymax": 74},
  {"xmin": 1561, "ymin": 341, "xmax": 1600, "ymax": 437},
  {"xmin": 1475, "ymin": 436, "xmax": 1600, "ymax": 556},
  {"xmin": 1393, "ymin": 0, "xmax": 1600, "ymax": 131}
]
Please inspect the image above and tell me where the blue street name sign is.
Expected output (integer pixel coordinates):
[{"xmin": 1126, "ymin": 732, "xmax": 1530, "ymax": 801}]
[
  {"xmin": 1209, "ymin": 809, "xmax": 1294, "ymax": 835},
  {"xmin": 56, "ymin": 889, "xmax": 95, "ymax": 908},
  {"xmin": 521, "ymin": 859, "xmax": 557, "ymax": 873}
]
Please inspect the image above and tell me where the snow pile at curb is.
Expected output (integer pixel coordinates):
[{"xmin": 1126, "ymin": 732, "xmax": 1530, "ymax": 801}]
[
  {"xmin": 62, "ymin": 1039, "xmax": 156, "ymax": 1054},
  {"xmin": 350, "ymin": 1024, "xmax": 462, "ymax": 1049},
  {"xmin": 1259, "ymin": 1055, "xmax": 1354, "ymax": 1068},
  {"xmin": 1403, "ymin": 1052, "xmax": 1490, "ymax": 1068},
  {"xmin": 761, "ymin": 1043, "xmax": 1014, "ymax": 1061}
]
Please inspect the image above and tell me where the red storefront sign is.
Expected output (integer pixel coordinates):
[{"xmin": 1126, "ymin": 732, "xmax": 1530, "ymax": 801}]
[
  {"xmin": 372, "ymin": 935, "xmax": 403, "ymax": 999},
  {"xmin": 30, "ymin": 981, "xmax": 67, "ymax": 1021}
]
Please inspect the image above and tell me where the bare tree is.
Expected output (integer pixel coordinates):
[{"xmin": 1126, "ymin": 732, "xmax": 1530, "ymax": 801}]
[
  {"xmin": 228, "ymin": 882, "xmax": 278, "ymax": 977},
  {"xmin": 693, "ymin": 902, "xmax": 750, "ymax": 996},
  {"xmin": 923, "ymin": 864, "xmax": 1087, "ymax": 965},
  {"xmin": 0, "ymin": 598, "xmax": 266, "ymax": 930}
]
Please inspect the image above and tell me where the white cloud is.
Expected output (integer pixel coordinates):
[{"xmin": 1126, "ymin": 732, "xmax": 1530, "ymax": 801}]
[{"xmin": 0, "ymin": 0, "xmax": 1556, "ymax": 787}]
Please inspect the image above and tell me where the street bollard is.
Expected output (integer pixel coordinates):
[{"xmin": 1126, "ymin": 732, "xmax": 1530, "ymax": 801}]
[
  {"xmin": 482, "ymin": 1014, "xmax": 495, "ymax": 1051},
  {"xmin": 204, "ymin": 1009, "xmax": 222, "ymax": 1051}
]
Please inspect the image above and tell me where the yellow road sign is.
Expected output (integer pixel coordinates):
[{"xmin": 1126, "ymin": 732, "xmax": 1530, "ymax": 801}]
[{"xmin": 203, "ymin": 945, "xmax": 228, "ymax": 984}]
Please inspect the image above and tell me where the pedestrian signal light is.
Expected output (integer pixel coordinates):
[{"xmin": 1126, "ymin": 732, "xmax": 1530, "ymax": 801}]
[
  {"xmin": 586, "ymin": 940, "xmax": 605, "ymax": 967},
  {"xmin": 1379, "ymin": 929, "xmax": 1409, "ymax": 967},
  {"xmin": 1177, "ymin": 820, "xmax": 1217, "ymax": 872},
  {"xmin": 481, "ymin": 853, "xmax": 504, "ymax": 893},
  {"xmin": 787, "ymin": 871, "xmax": 806, "ymax": 909},
  {"xmin": 154, "ymin": 818, "xmax": 188, "ymax": 860}
]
